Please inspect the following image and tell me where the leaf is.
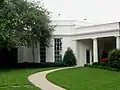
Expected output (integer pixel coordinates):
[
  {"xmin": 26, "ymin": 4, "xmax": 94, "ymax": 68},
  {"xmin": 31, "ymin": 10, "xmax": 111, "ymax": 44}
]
[{"xmin": 0, "ymin": 0, "xmax": 54, "ymax": 48}]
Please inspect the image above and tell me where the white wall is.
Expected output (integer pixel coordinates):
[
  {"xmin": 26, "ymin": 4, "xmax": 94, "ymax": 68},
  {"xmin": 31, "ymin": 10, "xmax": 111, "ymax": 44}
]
[
  {"xmin": 78, "ymin": 39, "xmax": 93, "ymax": 66},
  {"xmin": 52, "ymin": 20, "xmax": 92, "ymax": 35},
  {"xmin": 17, "ymin": 20, "xmax": 120, "ymax": 64},
  {"xmin": 51, "ymin": 20, "xmax": 76, "ymax": 26},
  {"xmin": 53, "ymin": 26, "xmax": 75, "ymax": 35},
  {"xmin": 61, "ymin": 36, "xmax": 72, "ymax": 58}
]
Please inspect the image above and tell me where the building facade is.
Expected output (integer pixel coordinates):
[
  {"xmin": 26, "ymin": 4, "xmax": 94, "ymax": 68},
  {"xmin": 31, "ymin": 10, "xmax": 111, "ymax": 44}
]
[{"xmin": 18, "ymin": 20, "xmax": 120, "ymax": 66}]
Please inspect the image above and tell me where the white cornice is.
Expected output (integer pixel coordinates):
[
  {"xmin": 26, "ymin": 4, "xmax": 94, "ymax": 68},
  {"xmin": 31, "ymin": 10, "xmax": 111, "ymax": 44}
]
[
  {"xmin": 54, "ymin": 29, "xmax": 120, "ymax": 37},
  {"xmin": 76, "ymin": 22, "xmax": 119, "ymax": 29}
]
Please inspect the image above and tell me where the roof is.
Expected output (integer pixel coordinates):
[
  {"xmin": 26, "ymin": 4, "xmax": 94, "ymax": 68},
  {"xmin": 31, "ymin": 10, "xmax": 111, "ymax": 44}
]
[{"xmin": 51, "ymin": 19, "xmax": 93, "ymax": 27}]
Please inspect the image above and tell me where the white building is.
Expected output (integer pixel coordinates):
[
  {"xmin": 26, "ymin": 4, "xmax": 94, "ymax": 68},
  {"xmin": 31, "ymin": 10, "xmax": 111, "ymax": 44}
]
[{"xmin": 18, "ymin": 20, "xmax": 120, "ymax": 66}]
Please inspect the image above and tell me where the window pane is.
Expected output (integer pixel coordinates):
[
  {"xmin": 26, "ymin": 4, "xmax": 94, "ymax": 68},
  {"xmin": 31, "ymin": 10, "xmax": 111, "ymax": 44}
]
[
  {"xmin": 40, "ymin": 44, "xmax": 46, "ymax": 63},
  {"xmin": 54, "ymin": 38, "xmax": 62, "ymax": 62}
]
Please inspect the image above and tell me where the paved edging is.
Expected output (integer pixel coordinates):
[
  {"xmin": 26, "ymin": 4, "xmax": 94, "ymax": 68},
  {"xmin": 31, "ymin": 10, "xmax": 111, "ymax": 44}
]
[{"xmin": 28, "ymin": 67, "xmax": 75, "ymax": 90}]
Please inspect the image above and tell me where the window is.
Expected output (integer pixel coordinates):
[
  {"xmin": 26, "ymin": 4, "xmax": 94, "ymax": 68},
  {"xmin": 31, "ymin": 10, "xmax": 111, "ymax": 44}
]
[
  {"xmin": 54, "ymin": 38, "xmax": 62, "ymax": 62},
  {"xmin": 40, "ymin": 44, "xmax": 46, "ymax": 62}
]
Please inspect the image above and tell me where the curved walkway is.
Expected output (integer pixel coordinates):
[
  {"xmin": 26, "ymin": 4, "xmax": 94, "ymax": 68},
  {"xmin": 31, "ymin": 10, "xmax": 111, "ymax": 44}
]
[{"xmin": 28, "ymin": 67, "xmax": 75, "ymax": 90}]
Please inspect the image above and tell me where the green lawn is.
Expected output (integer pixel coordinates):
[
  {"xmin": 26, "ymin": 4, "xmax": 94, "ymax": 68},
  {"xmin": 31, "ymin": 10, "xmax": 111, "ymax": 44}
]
[
  {"xmin": 47, "ymin": 67, "xmax": 120, "ymax": 90},
  {"xmin": 0, "ymin": 68, "xmax": 53, "ymax": 90}
]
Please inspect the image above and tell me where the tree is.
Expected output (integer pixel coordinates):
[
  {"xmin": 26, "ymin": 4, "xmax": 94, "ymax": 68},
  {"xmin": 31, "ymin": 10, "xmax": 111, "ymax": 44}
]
[
  {"xmin": 0, "ymin": 0, "xmax": 54, "ymax": 48},
  {"xmin": 0, "ymin": 0, "xmax": 4, "ymax": 4},
  {"xmin": 63, "ymin": 47, "xmax": 77, "ymax": 66}
]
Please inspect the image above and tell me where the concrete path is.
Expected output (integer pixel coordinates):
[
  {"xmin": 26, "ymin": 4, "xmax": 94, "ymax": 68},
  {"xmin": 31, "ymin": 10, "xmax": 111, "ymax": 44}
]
[{"xmin": 28, "ymin": 67, "xmax": 75, "ymax": 90}]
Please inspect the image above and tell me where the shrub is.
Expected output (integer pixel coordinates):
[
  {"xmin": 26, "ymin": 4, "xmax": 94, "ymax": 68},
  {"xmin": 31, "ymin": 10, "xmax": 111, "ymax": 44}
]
[
  {"xmin": 84, "ymin": 64, "xmax": 88, "ymax": 67},
  {"xmin": 84, "ymin": 64, "xmax": 92, "ymax": 67},
  {"xmin": 91, "ymin": 65, "xmax": 98, "ymax": 68},
  {"xmin": 99, "ymin": 58, "xmax": 109, "ymax": 66},
  {"xmin": 0, "ymin": 62, "xmax": 66, "ymax": 68},
  {"xmin": 108, "ymin": 49, "xmax": 120, "ymax": 69},
  {"xmin": 63, "ymin": 47, "xmax": 77, "ymax": 66},
  {"xmin": 92, "ymin": 62, "xmax": 99, "ymax": 66}
]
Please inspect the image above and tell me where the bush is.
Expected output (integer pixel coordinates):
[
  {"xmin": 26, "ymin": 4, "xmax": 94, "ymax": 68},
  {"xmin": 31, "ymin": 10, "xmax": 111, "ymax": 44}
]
[
  {"xmin": 108, "ymin": 49, "xmax": 120, "ymax": 69},
  {"xmin": 92, "ymin": 62, "xmax": 99, "ymax": 66},
  {"xmin": 84, "ymin": 64, "xmax": 92, "ymax": 67},
  {"xmin": 0, "ymin": 62, "xmax": 66, "ymax": 68},
  {"xmin": 63, "ymin": 47, "xmax": 77, "ymax": 66},
  {"xmin": 99, "ymin": 58, "xmax": 109, "ymax": 66}
]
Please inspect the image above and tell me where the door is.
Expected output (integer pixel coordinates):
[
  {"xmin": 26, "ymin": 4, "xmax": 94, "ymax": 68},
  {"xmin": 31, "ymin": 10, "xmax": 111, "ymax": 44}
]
[{"xmin": 86, "ymin": 49, "xmax": 91, "ymax": 64}]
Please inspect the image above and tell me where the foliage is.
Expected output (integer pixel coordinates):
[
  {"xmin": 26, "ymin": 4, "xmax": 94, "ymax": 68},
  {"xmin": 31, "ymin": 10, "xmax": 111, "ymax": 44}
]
[
  {"xmin": 92, "ymin": 62, "xmax": 99, "ymax": 66},
  {"xmin": 108, "ymin": 49, "xmax": 120, "ymax": 69},
  {"xmin": 0, "ymin": 0, "xmax": 54, "ymax": 48},
  {"xmin": 0, "ymin": 0, "xmax": 4, "ymax": 4},
  {"xmin": 0, "ymin": 62, "xmax": 65, "ymax": 68},
  {"xmin": 84, "ymin": 49, "xmax": 120, "ymax": 71},
  {"xmin": 84, "ymin": 64, "xmax": 92, "ymax": 67},
  {"xmin": 99, "ymin": 58, "xmax": 109, "ymax": 67},
  {"xmin": 87, "ymin": 51, "xmax": 119, "ymax": 71},
  {"xmin": 15, "ymin": 62, "xmax": 65, "ymax": 68},
  {"xmin": 63, "ymin": 47, "xmax": 77, "ymax": 66}
]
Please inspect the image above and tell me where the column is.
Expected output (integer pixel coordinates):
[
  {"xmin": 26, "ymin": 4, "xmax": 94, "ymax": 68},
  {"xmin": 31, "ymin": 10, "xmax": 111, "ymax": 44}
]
[
  {"xmin": 116, "ymin": 36, "xmax": 120, "ymax": 49},
  {"xmin": 93, "ymin": 38, "xmax": 98, "ymax": 62},
  {"xmin": 46, "ymin": 39, "xmax": 55, "ymax": 62},
  {"xmin": 52, "ymin": 39, "xmax": 55, "ymax": 62},
  {"xmin": 32, "ymin": 43, "xmax": 40, "ymax": 63},
  {"xmin": 72, "ymin": 40, "xmax": 79, "ymax": 65},
  {"xmin": 17, "ymin": 47, "xmax": 24, "ymax": 63},
  {"xmin": 23, "ymin": 46, "xmax": 33, "ymax": 63},
  {"xmin": 90, "ymin": 50, "xmax": 92, "ymax": 64},
  {"xmin": 37, "ymin": 43, "xmax": 40, "ymax": 63},
  {"xmin": 72, "ymin": 40, "xmax": 77, "ymax": 58}
]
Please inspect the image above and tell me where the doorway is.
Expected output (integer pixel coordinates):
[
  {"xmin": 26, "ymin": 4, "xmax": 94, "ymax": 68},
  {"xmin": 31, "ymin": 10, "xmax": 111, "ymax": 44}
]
[
  {"xmin": 86, "ymin": 49, "xmax": 91, "ymax": 64},
  {"xmin": 98, "ymin": 37, "xmax": 116, "ymax": 60}
]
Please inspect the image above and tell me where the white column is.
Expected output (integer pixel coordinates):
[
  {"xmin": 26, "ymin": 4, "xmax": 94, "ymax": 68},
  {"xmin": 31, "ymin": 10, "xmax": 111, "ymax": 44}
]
[
  {"xmin": 46, "ymin": 39, "xmax": 55, "ymax": 62},
  {"xmin": 33, "ymin": 44, "xmax": 37, "ymax": 63},
  {"xmin": 37, "ymin": 43, "xmax": 40, "ymax": 63},
  {"xmin": 72, "ymin": 40, "xmax": 79, "ymax": 65},
  {"xmin": 93, "ymin": 38, "xmax": 98, "ymax": 62},
  {"xmin": 23, "ymin": 47, "xmax": 29, "ymax": 62},
  {"xmin": 52, "ymin": 39, "xmax": 55, "ymax": 62},
  {"xmin": 23, "ymin": 46, "xmax": 33, "ymax": 63},
  {"xmin": 46, "ymin": 38, "xmax": 55, "ymax": 62},
  {"xmin": 17, "ymin": 47, "xmax": 24, "ymax": 63},
  {"xmin": 72, "ymin": 40, "xmax": 77, "ymax": 58},
  {"xmin": 32, "ymin": 42, "xmax": 40, "ymax": 63},
  {"xmin": 116, "ymin": 36, "xmax": 120, "ymax": 49},
  {"xmin": 90, "ymin": 50, "xmax": 92, "ymax": 64}
]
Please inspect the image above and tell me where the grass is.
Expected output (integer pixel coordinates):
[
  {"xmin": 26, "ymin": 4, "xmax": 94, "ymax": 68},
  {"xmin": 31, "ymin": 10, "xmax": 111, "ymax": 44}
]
[
  {"xmin": 47, "ymin": 67, "xmax": 120, "ymax": 90},
  {"xmin": 0, "ymin": 68, "xmax": 54, "ymax": 90}
]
